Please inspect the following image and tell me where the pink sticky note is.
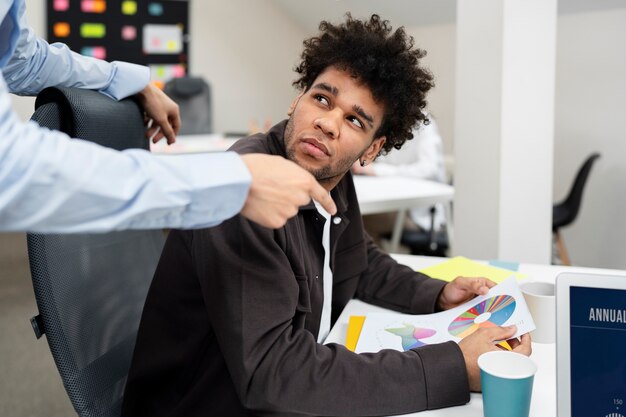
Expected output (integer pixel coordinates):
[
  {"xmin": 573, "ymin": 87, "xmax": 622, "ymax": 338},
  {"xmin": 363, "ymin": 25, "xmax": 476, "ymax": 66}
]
[
  {"xmin": 121, "ymin": 25, "xmax": 137, "ymax": 41},
  {"xmin": 91, "ymin": 46, "xmax": 106, "ymax": 60},
  {"xmin": 54, "ymin": 0, "xmax": 70, "ymax": 11},
  {"xmin": 82, "ymin": 46, "xmax": 107, "ymax": 60},
  {"xmin": 171, "ymin": 65, "xmax": 186, "ymax": 78}
]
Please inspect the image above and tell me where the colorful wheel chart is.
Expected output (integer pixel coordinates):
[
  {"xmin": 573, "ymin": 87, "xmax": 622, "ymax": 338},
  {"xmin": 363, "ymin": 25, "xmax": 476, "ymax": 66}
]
[
  {"xmin": 448, "ymin": 295, "xmax": 516, "ymax": 338},
  {"xmin": 385, "ymin": 324, "xmax": 437, "ymax": 350}
]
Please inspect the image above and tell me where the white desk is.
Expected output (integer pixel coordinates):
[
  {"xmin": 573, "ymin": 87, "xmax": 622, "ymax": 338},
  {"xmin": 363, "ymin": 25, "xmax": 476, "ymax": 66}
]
[
  {"xmin": 325, "ymin": 254, "xmax": 626, "ymax": 417},
  {"xmin": 353, "ymin": 176, "xmax": 454, "ymax": 252},
  {"xmin": 150, "ymin": 133, "xmax": 240, "ymax": 154}
]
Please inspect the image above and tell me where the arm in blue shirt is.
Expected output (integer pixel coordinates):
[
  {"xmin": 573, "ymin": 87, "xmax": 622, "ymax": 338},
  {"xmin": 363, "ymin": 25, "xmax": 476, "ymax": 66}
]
[
  {"xmin": 0, "ymin": 1, "xmax": 251, "ymax": 232},
  {"xmin": 2, "ymin": 0, "xmax": 148, "ymax": 100},
  {"xmin": 0, "ymin": 75, "xmax": 251, "ymax": 232}
]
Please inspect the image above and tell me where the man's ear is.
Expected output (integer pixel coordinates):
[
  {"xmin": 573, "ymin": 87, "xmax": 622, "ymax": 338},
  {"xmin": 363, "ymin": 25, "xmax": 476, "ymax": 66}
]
[
  {"xmin": 287, "ymin": 93, "xmax": 304, "ymax": 116},
  {"xmin": 363, "ymin": 136, "xmax": 386, "ymax": 162}
]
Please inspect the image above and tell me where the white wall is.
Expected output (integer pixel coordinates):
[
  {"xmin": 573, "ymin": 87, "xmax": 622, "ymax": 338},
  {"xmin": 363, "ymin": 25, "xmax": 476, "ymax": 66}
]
[
  {"xmin": 190, "ymin": 0, "xmax": 306, "ymax": 133},
  {"xmin": 553, "ymin": 8, "xmax": 626, "ymax": 269},
  {"xmin": 405, "ymin": 9, "xmax": 626, "ymax": 269},
  {"xmin": 405, "ymin": 23, "xmax": 456, "ymax": 155},
  {"xmin": 453, "ymin": 0, "xmax": 556, "ymax": 264}
]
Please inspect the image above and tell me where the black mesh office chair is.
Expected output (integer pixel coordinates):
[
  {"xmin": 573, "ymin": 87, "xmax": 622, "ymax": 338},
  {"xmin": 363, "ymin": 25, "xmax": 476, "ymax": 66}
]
[
  {"xmin": 164, "ymin": 76, "xmax": 213, "ymax": 134},
  {"xmin": 552, "ymin": 153, "xmax": 600, "ymax": 265},
  {"xmin": 27, "ymin": 87, "xmax": 165, "ymax": 417}
]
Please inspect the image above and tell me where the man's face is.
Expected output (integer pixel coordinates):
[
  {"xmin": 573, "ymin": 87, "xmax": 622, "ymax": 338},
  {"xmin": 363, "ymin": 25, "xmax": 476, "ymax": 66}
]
[{"xmin": 284, "ymin": 66, "xmax": 386, "ymax": 190}]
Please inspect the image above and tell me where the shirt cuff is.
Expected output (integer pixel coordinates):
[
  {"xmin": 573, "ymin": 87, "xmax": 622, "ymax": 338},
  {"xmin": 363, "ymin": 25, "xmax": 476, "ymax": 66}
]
[
  {"xmin": 145, "ymin": 151, "xmax": 252, "ymax": 229},
  {"xmin": 100, "ymin": 61, "xmax": 150, "ymax": 101}
]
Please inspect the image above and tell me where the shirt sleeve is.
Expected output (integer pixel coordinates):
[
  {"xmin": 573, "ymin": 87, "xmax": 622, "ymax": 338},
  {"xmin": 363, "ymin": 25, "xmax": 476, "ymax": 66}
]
[
  {"xmin": 0, "ymin": 75, "xmax": 251, "ymax": 233},
  {"xmin": 2, "ymin": 0, "xmax": 148, "ymax": 99},
  {"xmin": 356, "ymin": 234, "xmax": 449, "ymax": 313}
]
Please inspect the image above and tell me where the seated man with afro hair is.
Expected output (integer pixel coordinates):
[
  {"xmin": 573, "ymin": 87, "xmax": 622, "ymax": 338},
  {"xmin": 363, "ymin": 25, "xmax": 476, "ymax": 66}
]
[{"xmin": 123, "ymin": 14, "xmax": 531, "ymax": 417}]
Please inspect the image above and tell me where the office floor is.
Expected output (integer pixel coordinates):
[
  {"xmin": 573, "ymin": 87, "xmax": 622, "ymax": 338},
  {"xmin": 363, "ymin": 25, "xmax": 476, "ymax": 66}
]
[{"xmin": 0, "ymin": 233, "xmax": 74, "ymax": 417}]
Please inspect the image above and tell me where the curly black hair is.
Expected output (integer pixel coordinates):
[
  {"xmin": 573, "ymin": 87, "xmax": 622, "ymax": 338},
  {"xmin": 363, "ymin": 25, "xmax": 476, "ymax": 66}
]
[{"xmin": 293, "ymin": 14, "xmax": 434, "ymax": 154}]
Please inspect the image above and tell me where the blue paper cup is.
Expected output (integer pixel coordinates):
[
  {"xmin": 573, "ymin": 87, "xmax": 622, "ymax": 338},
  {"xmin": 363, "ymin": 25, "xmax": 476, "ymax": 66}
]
[{"xmin": 478, "ymin": 351, "xmax": 537, "ymax": 417}]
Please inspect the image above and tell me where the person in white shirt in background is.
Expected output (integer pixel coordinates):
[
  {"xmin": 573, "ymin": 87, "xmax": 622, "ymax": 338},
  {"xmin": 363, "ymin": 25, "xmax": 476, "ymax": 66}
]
[
  {"xmin": 352, "ymin": 114, "xmax": 447, "ymax": 247},
  {"xmin": 0, "ymin": 0, "xmax": 335, "ymax": 233}
]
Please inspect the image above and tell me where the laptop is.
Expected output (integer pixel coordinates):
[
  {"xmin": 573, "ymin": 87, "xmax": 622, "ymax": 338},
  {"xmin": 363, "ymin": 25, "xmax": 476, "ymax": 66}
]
[{"xmin": 556, "ymin": 272, "xmax": 626, "ymax": 417}]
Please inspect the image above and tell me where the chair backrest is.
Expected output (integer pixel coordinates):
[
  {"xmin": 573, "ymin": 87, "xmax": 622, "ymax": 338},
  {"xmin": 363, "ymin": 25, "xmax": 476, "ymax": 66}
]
[
  {"xmin": 164, "ymin": 76, "xmax": 213, "ymax": 134},
  {"xmin": 553, "ymin": 153, "xmax": 601, "ymax": 229},
  {"xmin": 28, "ymin": 87, "xmax": 165, "ymax": 417}
]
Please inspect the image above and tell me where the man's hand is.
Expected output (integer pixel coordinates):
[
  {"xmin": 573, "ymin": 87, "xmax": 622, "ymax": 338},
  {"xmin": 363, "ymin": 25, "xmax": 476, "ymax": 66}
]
[
  {"xmin": 459, "ymin": 326, "xmax": 532, "ymax": 391},
  {"xmin": 240, "ymin": 154, "xmax": 337, "ymax": 228},
  {"xmin": 136, "ymin": 84, "xmax": 181, "ymax": 145},
  {"xmin": 437, "ymin": 277, "xmax": 497, "ymax": 310}
]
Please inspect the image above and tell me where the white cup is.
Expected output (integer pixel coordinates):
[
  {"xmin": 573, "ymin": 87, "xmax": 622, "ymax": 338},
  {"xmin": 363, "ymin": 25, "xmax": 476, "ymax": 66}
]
[{"xmin": 520, "ymin": 281, "xmax": 555, "ymax": 344}]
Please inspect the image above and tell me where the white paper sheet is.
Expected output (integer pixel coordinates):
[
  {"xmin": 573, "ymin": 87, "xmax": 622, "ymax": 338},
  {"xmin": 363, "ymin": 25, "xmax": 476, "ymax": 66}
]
[{"xmin": 355, "ymin": 277, "xmax": 536, "ymax": 353}]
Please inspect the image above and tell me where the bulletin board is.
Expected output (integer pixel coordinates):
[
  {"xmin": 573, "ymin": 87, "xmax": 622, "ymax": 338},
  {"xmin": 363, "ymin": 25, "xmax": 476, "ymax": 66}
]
[{"xmin": 46, "ymin": 0, "xmax": 190, "ymax": 87}]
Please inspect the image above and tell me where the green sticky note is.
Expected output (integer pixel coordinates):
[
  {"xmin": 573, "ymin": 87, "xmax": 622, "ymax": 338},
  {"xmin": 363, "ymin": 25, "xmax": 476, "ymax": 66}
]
[{"xmin": 80, "ymin": 23, "xmax": 106, "ymax": 39}]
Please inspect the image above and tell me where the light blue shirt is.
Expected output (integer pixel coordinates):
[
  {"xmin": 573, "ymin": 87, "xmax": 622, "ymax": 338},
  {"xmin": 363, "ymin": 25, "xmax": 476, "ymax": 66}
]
[{"xmin": 0, "ymin": 0, "xmax": 251, "ymax": 233}]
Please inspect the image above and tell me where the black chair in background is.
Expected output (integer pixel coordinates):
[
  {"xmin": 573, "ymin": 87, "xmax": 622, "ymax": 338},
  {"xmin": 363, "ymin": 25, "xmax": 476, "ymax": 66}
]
[
  {"xmin": 552, "ymin": 153, "xmax": 601, "ymax": 265},
  {"xmin": 28, "ymin": 87, "xmax": 165, "ymax": 417},
  {"xmin": 399, "ymin": 206, "xmax": 449, "ymax": 257},
  {"xmin": 164, "ymin": 76, "xmax": 213, "ymax": 134}
]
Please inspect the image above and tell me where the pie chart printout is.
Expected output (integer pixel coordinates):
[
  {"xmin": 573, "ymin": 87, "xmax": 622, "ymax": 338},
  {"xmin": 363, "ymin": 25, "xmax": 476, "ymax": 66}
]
[{"xmin": 448, "ymin": 295, "xmax": 516, "ymax": 338}]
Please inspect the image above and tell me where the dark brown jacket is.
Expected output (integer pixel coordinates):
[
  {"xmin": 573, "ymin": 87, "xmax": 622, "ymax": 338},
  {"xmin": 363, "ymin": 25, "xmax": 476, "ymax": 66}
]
[{"xmin": 123, "ymin": 121, "xmax": 469, "ymax": 417}]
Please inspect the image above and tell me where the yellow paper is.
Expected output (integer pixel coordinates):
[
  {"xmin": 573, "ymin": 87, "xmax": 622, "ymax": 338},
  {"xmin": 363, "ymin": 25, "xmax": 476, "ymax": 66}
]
[
  {"xmin": 419, "ymin": 256, "xmax": 526, "ymax": 283},
  {"xmin": 346, "ymin": 316, "xmax": 366, "ymax": 352}
]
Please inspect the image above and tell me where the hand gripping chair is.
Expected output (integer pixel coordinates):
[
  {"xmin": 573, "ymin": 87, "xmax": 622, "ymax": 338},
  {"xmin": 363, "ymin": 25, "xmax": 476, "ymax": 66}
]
[
  {"xmin": 552, "ymin": 153, "xmax": 601, "ymax": 265},
  {"xmin": 27, "ymin": 87, "xmax": 166, "ymax": 417}
]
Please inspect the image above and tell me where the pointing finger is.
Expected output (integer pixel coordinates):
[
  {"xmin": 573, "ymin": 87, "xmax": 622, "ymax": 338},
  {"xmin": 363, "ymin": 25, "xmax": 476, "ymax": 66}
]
[{"xmin": 309, "ymin": 182, "xmax": 337, "ymax": 215}]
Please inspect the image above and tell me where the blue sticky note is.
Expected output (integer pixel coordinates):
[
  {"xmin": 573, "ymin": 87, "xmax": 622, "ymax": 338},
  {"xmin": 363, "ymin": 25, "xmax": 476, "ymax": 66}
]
[
  {"xmin": 148, "ymin": 3, "xmax": 164, "ymax": 16},
  {"xmin": 488, "ymin": 259, "xmax": 520, "ymax": 272}
]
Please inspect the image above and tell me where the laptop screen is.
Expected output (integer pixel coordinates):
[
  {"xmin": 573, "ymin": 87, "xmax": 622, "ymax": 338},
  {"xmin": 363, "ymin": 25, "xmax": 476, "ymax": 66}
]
[{"xmin": 570, "ymin": 286, "xmax": 626, "ymax": 417}]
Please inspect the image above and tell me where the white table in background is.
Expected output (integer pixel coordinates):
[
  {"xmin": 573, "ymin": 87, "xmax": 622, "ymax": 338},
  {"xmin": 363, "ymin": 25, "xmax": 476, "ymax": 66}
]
[
  {"xmin": 353, "ymin": 176, "xmax": 454, "ymax": 252},
  {"xmin": 150, "ymin": 133, "xmax": 240, "ymax": 154},
  {"xmin": 325, "ymin": 254, "xmax": 626, "ymax": 417}
]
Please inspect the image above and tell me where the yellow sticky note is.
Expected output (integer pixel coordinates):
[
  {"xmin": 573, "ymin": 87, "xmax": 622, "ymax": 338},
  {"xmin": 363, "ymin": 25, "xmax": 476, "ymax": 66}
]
[
  {"xmin": 121, "ymin": 1, "xmax": 137, "ymax": 15},
  {"xmin": 346, "ymin": 316, "xmax": 365, "ymax": 352},
  {"xmin": 419, "ymin": 256, "xmax": 526, "ymax": 284},
  {"xmin": 166, "ymin": 40, "xmax": 178, "ymax": 51}
]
